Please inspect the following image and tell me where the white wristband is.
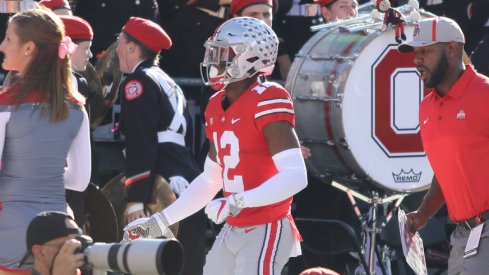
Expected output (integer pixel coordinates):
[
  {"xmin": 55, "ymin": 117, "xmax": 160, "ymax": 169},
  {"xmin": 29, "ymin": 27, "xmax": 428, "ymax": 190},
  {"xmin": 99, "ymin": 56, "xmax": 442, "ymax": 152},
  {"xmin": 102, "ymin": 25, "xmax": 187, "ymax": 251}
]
[{"xmin": 126, "ymin": 203, "xmax": 144, "ymax": 215}]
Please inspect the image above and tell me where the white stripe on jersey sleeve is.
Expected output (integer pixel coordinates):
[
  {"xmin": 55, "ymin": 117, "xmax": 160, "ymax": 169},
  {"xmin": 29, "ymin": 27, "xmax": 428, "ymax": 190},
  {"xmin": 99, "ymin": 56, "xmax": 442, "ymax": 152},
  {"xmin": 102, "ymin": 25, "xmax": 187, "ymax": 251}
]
[
  {"xmin": 255, "ymin": 108, "xmax": 294, "ymax": 119},
  {"xmin": 257, "ymin": 98, "xmax": 292, "ymax": 107}
]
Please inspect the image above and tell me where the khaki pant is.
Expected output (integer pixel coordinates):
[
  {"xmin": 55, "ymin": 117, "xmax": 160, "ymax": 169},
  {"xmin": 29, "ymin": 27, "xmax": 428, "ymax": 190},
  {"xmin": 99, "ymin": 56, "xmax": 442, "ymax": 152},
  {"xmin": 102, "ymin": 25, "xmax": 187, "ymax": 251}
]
[{"xmin": 448, "ymin": 220, "xmax": 489, "ymax": 275}]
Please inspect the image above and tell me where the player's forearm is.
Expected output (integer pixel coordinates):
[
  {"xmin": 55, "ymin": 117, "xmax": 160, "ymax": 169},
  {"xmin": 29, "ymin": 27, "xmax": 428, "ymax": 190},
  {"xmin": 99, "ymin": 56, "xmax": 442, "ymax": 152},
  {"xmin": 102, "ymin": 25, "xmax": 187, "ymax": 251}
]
[
  {"xmin": 163, "ymin": 156, "xmax": 223, "ymax": 224},
  {"xmin": 237, "ymin": 148, "xmax": 307, "ymax": 208},
  {"xmin": 417, "ymin": 176, "xmax": 445, "ymax": 220}
]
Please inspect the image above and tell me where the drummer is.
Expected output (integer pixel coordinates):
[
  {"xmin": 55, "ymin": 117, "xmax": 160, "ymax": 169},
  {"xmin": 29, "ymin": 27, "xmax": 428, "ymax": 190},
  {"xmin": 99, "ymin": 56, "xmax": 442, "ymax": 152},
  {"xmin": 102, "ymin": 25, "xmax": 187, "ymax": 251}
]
[
  {"xmin": 292, "ymin": 0, "xmax": 358, "ymax": 160},
  {"xmin": 229, "ymin": 0, "xmax": 292, "ymax": 80},
  {"xmin": 287, "ymin": 1, "xmax": 361, "ymax": 274},
  {"xmin": 316, "ymin": 0, "xmax": 358, "ymax": 22}
]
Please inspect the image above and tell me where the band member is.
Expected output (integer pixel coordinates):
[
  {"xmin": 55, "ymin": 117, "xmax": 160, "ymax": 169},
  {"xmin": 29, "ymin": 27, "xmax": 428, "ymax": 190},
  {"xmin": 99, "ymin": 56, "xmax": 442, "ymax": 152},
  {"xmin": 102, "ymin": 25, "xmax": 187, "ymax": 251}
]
[
  {"xmin": 230, "ymin": 0, "xmax": 311, "ymax": 159},
  {"xmin": 273, "ymin": 0, "xmax": 322, "ymax": 67},
  {"xmin": 317, "ymin": 0, "xmax": 357, "ymax": 22},
  {"xmin": 0, "ymin": 7, "xmax": 90, "ymax": 271},
  {"xmin": 39, "ymin": 0, "xmax": 72, "ymax": 15},
  {"xmin": 116, "ymin": 17, "xmax": 207, "ymax": 275},
  {"xmin": 59, "ymin": 15, "xmax": 94, "ymax": 227},
  {"xmin": 230, "ymin": 0, "xmax": 293, "ymax": 79},
  {"xmin": 288, "ymin": 1, "xmax": 359, "ymax": 273},
  {"xmin": 399, "ymin": 17, "xmax": 489, "ymax": 274},
  {"xmin": 123, "ymin": 17, "xmax": 308, "ymax": 275}
]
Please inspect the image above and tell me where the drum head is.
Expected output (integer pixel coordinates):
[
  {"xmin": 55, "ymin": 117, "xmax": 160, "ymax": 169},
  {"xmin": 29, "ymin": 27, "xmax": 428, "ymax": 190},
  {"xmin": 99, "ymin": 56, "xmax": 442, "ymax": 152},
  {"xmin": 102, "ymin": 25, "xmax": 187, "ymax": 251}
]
[{"xmin": 288, "ymin": 23, "xmax": 433, "ymax": 193}]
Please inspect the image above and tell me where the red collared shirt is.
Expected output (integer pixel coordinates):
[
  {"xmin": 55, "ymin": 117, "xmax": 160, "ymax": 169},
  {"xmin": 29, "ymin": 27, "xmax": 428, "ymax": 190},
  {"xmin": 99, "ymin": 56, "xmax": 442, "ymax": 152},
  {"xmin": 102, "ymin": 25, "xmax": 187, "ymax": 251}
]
[{"xmin": 420, "ymin": 66, "xmax": 489, "ymax": 221}]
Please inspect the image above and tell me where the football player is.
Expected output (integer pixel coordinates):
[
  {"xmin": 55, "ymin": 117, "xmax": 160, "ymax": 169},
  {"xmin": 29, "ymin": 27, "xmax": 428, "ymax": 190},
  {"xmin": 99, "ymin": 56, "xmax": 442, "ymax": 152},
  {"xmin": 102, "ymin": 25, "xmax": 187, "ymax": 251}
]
[{"xmin": 123, "ymin": 17, "xmax": 308, "ymax": 275}]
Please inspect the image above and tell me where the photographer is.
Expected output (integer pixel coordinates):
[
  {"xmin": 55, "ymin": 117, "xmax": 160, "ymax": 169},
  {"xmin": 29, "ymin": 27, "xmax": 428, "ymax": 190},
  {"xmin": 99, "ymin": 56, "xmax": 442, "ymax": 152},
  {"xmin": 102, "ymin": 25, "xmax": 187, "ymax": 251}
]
[{"xmin": 18, "ymin": 211, "xmax": 88, "ymax": 275}]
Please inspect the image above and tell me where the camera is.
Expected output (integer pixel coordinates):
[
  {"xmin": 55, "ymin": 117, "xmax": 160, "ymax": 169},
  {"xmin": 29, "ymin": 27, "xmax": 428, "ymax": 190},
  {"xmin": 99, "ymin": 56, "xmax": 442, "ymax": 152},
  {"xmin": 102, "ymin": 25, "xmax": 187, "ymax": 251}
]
[{"xmin": 75, "ymin": 235, "xmax": 184, "ymax": 275}]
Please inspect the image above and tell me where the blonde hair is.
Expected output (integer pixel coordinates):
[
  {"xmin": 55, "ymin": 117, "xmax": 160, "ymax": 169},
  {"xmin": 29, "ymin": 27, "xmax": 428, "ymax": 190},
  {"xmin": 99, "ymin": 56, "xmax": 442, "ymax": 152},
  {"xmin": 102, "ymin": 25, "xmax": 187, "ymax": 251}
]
[{"xmin": 9, "ymin": 6, "xmax": 85, "ymax": 123}]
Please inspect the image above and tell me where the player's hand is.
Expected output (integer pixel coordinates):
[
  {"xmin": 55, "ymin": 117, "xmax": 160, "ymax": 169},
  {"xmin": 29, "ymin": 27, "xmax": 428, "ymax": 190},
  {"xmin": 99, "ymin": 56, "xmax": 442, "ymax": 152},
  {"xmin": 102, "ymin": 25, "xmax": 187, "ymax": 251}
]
[
  {"xmin": 205, "ymin": 195, "xmax": 242, "ymax": 224},
  {"xmin": 51, "ymin": 239, "xmax": 85, "ymax": 275},
  {"xmin": 122, "ymin": 213, "xmax": 173, "ymax": 241},
  {"xmin": 405, "ymin": 211, "xmax": 429, "ymax": 233},
  {"xmin": 169, "ymin": 176, "xmax": 189, "ymax": 196}
]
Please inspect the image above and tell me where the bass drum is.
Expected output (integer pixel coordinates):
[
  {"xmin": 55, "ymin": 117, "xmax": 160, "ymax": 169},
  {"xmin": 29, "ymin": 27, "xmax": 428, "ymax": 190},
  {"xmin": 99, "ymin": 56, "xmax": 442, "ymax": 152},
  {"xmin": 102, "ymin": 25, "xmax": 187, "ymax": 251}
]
[{"xmin": 286, "ymin": 7, "xmax": 434, "ymax": 193}]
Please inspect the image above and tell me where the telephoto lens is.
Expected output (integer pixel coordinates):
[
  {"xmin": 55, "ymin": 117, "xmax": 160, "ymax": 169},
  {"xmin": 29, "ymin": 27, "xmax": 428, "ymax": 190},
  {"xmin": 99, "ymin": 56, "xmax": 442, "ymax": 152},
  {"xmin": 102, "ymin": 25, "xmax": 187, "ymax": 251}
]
[{"xmin": 82, "ymin": 238, "xmax": 184, "ymax": 275}]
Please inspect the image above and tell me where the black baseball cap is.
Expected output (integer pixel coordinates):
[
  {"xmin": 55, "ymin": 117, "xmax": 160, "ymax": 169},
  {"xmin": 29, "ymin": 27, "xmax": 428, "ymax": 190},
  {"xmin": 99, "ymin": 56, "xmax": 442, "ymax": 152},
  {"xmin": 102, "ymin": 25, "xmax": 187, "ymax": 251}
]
[{"xmin": 18, "ymin": 211, "xmax": 82, "ymax": 267}]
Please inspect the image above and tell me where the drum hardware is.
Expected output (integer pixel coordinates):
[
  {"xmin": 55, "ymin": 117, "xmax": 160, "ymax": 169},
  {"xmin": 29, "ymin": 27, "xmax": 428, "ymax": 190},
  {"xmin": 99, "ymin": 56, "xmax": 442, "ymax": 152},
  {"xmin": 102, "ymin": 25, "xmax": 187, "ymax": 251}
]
[
  {"xmin": 308, "ymin": 54, "xmax": 358, "ymax": 62},
  {"xmin": 347, "ymin": 172, "xmax": 373, "ymax": 183},
  {"xmin": 332, "ymin": 180, "xmax": 406, "ymax": 275},
  {"xmin": 298, "ymin": 73, "xmax": 309, "ymax": 81},
  {"xmin": 340, "ymin": 22, "xmax": 384, "ymax": 33},
  {"xmin": 294, "ymin": 95, "xmax": 340, "ymax": 102},
  {"xmin": 338, "ymin": 137, "xmax": 349, "ymax": 150},
  {"xmin": 358, "ymin": 1, "xmax": 375, "ymax": 12},
  {"xmin": 302, "ymin": 138, "xmax": 335, "ymax": 146},
  {"xmin": 348, "ymin": 173, "xmax": 360, "ymax": 181},
  {"xmin": 311, "ymin": 14, "xmax": 374, "ymax": 32},
  {"xmin": 326, "ymin": 74, "xmax": 336, "ymax": 83}
]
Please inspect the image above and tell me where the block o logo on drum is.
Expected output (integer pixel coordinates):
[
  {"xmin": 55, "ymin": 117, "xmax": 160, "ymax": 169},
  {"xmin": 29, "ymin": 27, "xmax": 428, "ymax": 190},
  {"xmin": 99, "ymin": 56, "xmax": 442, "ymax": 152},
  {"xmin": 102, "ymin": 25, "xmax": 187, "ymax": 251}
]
[{"xmin": 371, "ymin": 45, "xmax": 428, "ymax": 158}]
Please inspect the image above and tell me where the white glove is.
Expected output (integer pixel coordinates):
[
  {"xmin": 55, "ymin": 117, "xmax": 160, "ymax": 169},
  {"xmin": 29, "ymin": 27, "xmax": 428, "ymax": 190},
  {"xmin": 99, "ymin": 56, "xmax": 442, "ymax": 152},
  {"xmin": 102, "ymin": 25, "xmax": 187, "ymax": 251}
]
[
  {"xmin": 205, "ymin": 195, "xmax": 242, "ymax": 224},
  {"xmin": 122, "ymin": 212, "xmax": 173, "ymax": 241},
  {"xmin": 169, "ymin": 176, "xmax": 189, "ymax": 196}
]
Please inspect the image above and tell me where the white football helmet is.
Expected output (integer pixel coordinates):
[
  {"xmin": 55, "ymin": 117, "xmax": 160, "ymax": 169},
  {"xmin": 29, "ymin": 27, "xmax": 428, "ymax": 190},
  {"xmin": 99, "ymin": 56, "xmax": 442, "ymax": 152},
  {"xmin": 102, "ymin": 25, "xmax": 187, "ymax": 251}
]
[{"xmin": 200, "ymin": 17, "xmax": 279, "ymax": 89}]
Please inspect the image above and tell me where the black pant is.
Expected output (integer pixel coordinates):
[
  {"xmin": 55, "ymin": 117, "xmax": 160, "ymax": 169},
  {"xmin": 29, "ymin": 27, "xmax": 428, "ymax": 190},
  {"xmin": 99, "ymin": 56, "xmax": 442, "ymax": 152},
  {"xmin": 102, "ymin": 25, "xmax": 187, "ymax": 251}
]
[{"xmin": 177, "ymin": 208, "xmax": 208, "ymax": 275}]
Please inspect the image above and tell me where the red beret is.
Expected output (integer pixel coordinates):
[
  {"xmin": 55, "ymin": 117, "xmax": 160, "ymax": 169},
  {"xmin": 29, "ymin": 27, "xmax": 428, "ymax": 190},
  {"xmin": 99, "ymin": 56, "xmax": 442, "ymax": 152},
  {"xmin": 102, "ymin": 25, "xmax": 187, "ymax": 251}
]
[
  {"xmin": 230, "ymin": 0, "xmax": 277, "ymax": 16},
  {"xmin": 299, "ymin": 267, "xmax": 340, "ymax": 275},
  {"xmin": 122, "ymin": 17, "xmax": 172, "ymax": 52},
  {"xmin": 39, "ymin": 0, "xmax": 71, "ymax": 10},
  {"xmin": 314, "ymin": 0, "xmax": 336, "ymax": 7},
  {"xmin": 59, "ymin": 16, "xmax": 93, "ymax": 41}
]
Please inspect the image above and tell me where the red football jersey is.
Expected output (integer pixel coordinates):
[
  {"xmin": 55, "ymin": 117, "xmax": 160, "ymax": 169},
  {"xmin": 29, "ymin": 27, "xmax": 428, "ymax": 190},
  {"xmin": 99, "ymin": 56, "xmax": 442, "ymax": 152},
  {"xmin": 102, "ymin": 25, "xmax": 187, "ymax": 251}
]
[{"xmin": 205, "ymin": 81, "xmax": 295, "ymax": 226}]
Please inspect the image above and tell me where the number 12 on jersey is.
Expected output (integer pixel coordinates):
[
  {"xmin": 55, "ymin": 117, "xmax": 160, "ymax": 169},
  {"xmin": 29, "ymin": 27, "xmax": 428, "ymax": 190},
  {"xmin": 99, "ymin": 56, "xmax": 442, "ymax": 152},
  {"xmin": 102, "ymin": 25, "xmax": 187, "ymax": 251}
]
[{"xmin": 213, "ymin": 131, "xmax": 244, "ymax": 192}]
